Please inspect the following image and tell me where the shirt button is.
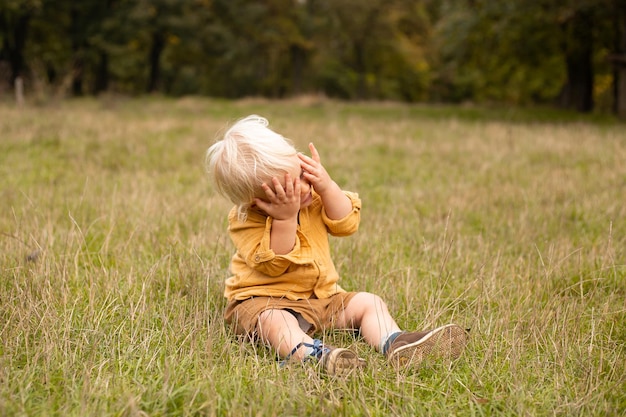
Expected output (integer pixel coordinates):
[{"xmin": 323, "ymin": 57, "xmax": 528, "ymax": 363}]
[{"xmin": 255, "ymin": 255, "xmax": 261, "ymax": 262}]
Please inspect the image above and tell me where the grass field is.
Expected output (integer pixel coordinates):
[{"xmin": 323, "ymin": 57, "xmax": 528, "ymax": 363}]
[{"xmin": 1, "ymin": 97, "xmax": 625, "ymax": 416}]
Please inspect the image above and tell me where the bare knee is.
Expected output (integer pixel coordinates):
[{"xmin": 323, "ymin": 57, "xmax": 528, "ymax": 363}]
[
  {"xmin": 257, "ymin": 309, "xmax": 311, "ymax": 358},
  {"xmin": 257, "ymin": 309, "xmax": 289, "ymax": 339},
  {"xmin": 353, "ymin": 292, "xmax": 387, "ymax": 311},
  {"xmin": 341, "ymin": 292, "xmax": 388, "ymax": 326}
]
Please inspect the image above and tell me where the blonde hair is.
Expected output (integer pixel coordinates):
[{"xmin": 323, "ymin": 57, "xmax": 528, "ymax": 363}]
[{"xmin": 206, "ymin": 115, "xmax": 298, "ymax": 221}]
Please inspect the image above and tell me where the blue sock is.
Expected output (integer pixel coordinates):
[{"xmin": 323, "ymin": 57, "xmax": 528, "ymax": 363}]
[{"xmin": 381, "ymin": 331, "xmax": 403, "ymax": 354}]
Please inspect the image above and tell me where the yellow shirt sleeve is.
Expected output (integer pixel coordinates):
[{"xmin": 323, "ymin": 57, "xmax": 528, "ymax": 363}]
[{"xmin": 322, "ymin": 191, "xmax": 361, "ymax": 236}]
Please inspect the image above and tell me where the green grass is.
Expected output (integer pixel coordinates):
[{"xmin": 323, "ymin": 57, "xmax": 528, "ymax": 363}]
[{"xmin": 1, "ymin": 96, "xmax": 625, "ymax": 416}]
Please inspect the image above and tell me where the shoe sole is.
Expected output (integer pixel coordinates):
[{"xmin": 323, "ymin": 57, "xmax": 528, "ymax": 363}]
[
  {"xmin": 388, "ymin": 324, "xmax": 468, "ymax": 368},
  {"xmin": 323, "ymin": 348, "xmax": 366, "ymax": 376}
]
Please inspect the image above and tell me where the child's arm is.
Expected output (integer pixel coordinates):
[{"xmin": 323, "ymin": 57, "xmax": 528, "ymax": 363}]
[
  {"xmin": 254, "ymin": 173, "xmax": 300, "ymax": 255},
  {"xmin": 299, "ymin": 142, "xmax": 352, "ymax": 220},
  {"xmin": 228, "ymin": 209, "xmax": 307, "ymax": 277}
]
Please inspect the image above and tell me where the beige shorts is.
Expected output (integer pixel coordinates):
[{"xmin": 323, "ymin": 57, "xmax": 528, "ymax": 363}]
[{"xmin": 224, "ymin": 292, "xmax": 358, "ymax": 338}]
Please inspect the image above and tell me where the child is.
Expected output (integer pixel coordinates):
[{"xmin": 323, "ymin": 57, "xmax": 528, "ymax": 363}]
[{"xmin": 206, "ymin": 115, "xmax": 468, "ymax": 376}]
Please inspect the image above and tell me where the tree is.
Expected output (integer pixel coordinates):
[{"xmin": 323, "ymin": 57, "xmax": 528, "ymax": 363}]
[
  {"xmin": 556, "ymin": 2, "xmax": 596, "ymax": 112},
  {"xmin": 206, "ymin": 0, "xmax": 311, "ymax": 97},
  {"xmin": 118, "ymin": 0, "xmax": 188, "ymax": 93},
  {"xmin": 0, "ymin": 0, "xmax": 41, "ymax": 91},
  {"xmin": 307, "ymin": 0, "xmax": 432, "ymax": 100},
  {"xmin": 611, "ymin": 0, "xmax": 626, "ymax": 118},
  {"xmin": 432, "ymin": 0, "xmax": 611, "ymax": 113}
]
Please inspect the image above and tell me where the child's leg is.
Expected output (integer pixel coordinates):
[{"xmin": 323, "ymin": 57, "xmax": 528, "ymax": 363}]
[
  {"xmin": 258, "ymin": 308, "xmax": 365, "ymax": 375},
  {"xmin": 337, "ymin": 292, "xmax": 469, "ymax": 367},
  {"xmin": 257, "ymin": 309, "xmax": 314, "ymax": 360},
  {"xmin": 335, "ymin": 292, "xmax": 401, "ymax": 351}
]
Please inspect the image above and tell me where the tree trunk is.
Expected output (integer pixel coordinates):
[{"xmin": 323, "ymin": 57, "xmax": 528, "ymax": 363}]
[
  {"xmin": 558, "ymin": 9, "xmax": 594, "ymax": 112},
  {"xmin": 94, "ymin": 51, "xmax": 109, "ymax": 94},
  {"xmin": 290, "ymin": 45, "xmax": 305, "ymax": 95},
  {"xmin": 618, "ymin": 66, "xmax": 626, "ymax": 118},
  {"xmin": 613, "ymin": 0, "xmax": 626, "ymax": 118},
  {"xmin": 70, "ymin": 7, "xmax": 84, "ymax": 96},
  {"xmin": 72, "ymin": 57, "xmax": 84, "ymax": 96},
  {"xmin": 147, "ymin": 31, "xmax": 165, "ymax": 93},
  {"xmin": 3, "ymin": 14, "xmax": 30, "ymax": 91},
  {"xmin": 354, "ymin": 41, "xmax": 367, "ymax": 99}
]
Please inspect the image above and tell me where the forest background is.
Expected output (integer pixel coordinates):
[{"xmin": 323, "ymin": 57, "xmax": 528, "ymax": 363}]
[{"xmin": 2, "ymin": 0, "xmax": 626, "ymax": 117}]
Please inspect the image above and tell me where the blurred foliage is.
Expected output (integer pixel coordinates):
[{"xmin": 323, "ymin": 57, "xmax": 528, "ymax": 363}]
[{"xmin": 0, "ymin": 0, "xmax": 623, "ymax": 113}]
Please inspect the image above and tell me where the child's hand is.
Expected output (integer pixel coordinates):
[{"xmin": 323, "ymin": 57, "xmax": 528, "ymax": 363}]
[
  {"xmin": 298, "ymin": 142, "xmax": 333, "ymax": 194},
  {"xmin": 254, "ymin": 173, "xmax": 301, "ymax": 221}
]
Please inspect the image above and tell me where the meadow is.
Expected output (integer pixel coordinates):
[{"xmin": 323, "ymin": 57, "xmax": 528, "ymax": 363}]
[{"xmin": 0, "ymin": 97, "xmax": 624, "ymax": 416}]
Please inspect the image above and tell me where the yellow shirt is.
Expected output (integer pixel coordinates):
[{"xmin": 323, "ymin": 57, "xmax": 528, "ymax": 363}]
[{"xmin": 224, "ymin": 190, "xmax": 361, "ymax": 301}]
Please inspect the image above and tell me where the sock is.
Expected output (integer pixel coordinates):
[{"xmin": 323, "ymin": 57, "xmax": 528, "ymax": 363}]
[
  {"xmin": 303, "ymin": 345, "xmax": 315, "ymax": 358},
  {"xmin": 381, "ymin": 331, "xmax": 403, "ymax": 355},
  {"xmin": 303, "ymin": 339, "xmax": 324, "ymax": 359}
]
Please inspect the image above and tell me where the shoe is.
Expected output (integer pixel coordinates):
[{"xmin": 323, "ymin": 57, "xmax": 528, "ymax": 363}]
[
  {"xmin": 321, "ymin": 346, "xmax": 366, "ymax": 376},
  {"xmin": 284, "ymin": 339, "xmax": 366, "ymax": 376},
  {"xmin": 387, "ymin": 324, "xmax": 469, "ymax": 368}
]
